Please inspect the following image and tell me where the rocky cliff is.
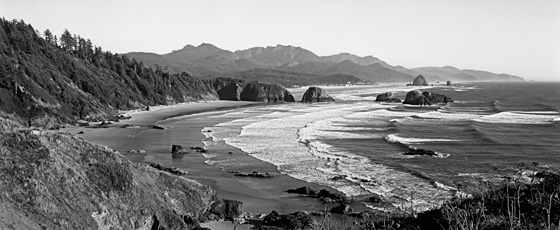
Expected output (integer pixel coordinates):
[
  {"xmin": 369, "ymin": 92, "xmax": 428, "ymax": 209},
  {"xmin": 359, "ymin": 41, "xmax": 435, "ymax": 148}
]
[
  {"xmin": 0, "ymin": 118, "xmax": 240, "ymax": 229},
  {"xmin": 301, "ymin": 87, "xmax": 335, "ymax": 102}
]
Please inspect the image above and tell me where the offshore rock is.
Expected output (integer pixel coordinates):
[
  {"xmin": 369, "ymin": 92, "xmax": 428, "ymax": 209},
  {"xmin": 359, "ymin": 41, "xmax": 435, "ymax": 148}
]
[
  {"xmin": 171, "ymin": 144, "xmax": 188, "ymax": 159},
  {"xmin": 375, "ymin": 92, "xmax": 402, "ymax": 102},
  {"xmin": 301, "ymin": 87, "xmax": 335, "ymax": 102},
  {"xmin": 0, "ymin": 118, "xmax": 235, "ymax": 229},
  {"xmin": 240, "ymin": 82, "xmax": 296, "ymax": 103},
  {"xmin": 446, "ymin": 80, "xmax": 452, "ymax": 86},
  {"xmin": 403, "ymin": 90, "xmax": 431, "ymax": 106},
  {"xmin": 411, "ymin": 75, "xmax": 429, "ymax": 86},
  {"xmin": 422, "ymin": 91, "xmax": 453, "ymax": 103}
]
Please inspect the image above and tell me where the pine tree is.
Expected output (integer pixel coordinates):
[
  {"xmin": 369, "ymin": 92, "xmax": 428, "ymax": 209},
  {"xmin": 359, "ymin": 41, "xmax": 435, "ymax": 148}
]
[
  {"xmin": 60, "ymin": 29, "xmax": 74, "ymax": 52},
  {"xmin": 43, "ymin": 29, "xmax": 53, "ymax": 44}
]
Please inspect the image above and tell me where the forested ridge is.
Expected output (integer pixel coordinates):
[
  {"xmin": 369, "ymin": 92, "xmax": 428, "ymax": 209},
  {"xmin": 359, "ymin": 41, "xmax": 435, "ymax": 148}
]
[{"xmin": 0, "ymin": 18, "xmax": 233, "ymax": 128}]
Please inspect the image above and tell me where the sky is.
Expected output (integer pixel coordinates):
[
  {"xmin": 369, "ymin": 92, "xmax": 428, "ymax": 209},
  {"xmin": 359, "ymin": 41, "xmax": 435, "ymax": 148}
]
[{"xmin": 1, "ymin": 0, "xmax": 559, "ymax": 81}]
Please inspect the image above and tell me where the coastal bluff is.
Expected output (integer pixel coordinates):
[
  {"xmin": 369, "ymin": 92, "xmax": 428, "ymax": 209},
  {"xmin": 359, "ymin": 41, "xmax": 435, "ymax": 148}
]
[{"xmin": 0, "ymin": 118, "xmax": 241, "ymax": 229}]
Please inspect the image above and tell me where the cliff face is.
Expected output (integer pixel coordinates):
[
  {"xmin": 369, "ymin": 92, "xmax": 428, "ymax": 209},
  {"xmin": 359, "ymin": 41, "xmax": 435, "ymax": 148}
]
[{"xmin": 0, "ymin": 118, "xmax": 237, "ymax": 229}]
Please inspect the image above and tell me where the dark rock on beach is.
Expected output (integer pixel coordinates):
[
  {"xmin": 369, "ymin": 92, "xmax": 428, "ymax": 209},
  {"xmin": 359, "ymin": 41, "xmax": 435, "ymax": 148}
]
[
  {"xmin": 375, "ymin": 92, "xmax": 401, "ymax": 102},
  {"xmin": 330, "ymin": 203, "xmax": 353, "ymax": 214},
  {"xmin": 171, "ymin": 144, "xmax": 188, "ymax": 159},
  {"xmin": 262, "ymin": 211, "xmax": 318, "ymax": 230},
  {"xmin": 301, "ymin": 87, "xmax": 336, "ymax": 102},
  {"xmin": 403, "ymin": 148, "xmax": 438, "ymax": 156},
  {"xmin": 287, "ymin": 186, "xmax": 318, "ymax": 196},
  {"xmin": 317, "ymin": 189, "xmax": 350, "ymax": 204},
  {"xmin": 149, "ymin": 163, "xmax": 188, "ymax": 176},
  {"xmin": 233, "ymin": 171, "xmax": 273, "ymax": 178}
]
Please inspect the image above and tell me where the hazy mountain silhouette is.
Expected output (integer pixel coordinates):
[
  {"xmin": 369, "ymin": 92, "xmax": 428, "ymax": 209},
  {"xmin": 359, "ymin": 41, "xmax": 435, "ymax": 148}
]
[{"xmin": 124, "ymin": 43, "xmax": 524, "ymax": 83}]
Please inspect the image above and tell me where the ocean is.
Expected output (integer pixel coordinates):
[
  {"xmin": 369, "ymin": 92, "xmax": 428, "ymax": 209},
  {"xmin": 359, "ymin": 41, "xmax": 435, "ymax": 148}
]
[{"xmin": 199, "ymin": 82, "xmax": 560, "ymax": 212}]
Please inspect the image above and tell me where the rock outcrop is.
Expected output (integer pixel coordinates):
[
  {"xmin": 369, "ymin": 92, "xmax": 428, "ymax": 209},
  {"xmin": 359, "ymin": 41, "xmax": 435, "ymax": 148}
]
[
  {"xmin": 262, "ymin": 211, "xmax": 317, "ymax": 230},
  {"xmin": 411, "ymin": 75, "xmax": 429, "ymax": 86},
  {"xmin": 239, "ymin": 82, "xmax": 296, "ymax": 103},
  {"xmin": 330, "ymin": 203, "xmax": 353, "ymax": 214},
  {"xmin": 216, "ymin": 83, "xmax": 242, "ymax": 101},
  {"xmin": 171, "ymin": 144, "xmax": 188, "ymax": 159},
  {"xmin": 375, "ymin": 92, "xmax": 402, "ymax": 102},
  {"xmin": 403, "ymin": 148, "xmax": 438, "ymax": 156},
  {"xmin": 403, "ymin": 90, "xmax": 453, "ymax": 106},
  {"xmin": 287, "ymin": 186, "xmax": 318, "ymax": 196},
  {"xmin": 317, "ymin": 189, "xmax": 350, "ymax": 204},
  {"xmin": 0, "ymin": 119, "xmax": 240, "ymax": 229},
  {"xmin": 422, "ymin": 91, "xmax": 453, "ymax": 103},
  {"xmin": 301, "ymin": 87, "xmax": 336, "ymax": 102}
]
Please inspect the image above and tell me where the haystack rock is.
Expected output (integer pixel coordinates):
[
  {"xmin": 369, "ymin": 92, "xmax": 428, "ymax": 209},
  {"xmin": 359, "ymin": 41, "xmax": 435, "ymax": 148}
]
[
  {"xmin": 301, "ymin": 87, "xmax": 335, "ymax": 102},
  {"xmin": 239, "ymin": 82, "xmax": 295, "ymax": 103},
  {"xmin": 412, "ymin": 75, "xmax": 429, "ymax": 86},
  {"xmin": 375, "ymin": 92, "xmax": 401, "ymax": 102}
]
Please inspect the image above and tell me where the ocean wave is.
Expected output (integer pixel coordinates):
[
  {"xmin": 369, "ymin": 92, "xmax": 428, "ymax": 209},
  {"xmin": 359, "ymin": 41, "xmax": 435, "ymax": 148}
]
[
  {"xmin": 385, "ymin": 134, "xmax": 461, "ymax": 145},
  {"xmin": 474, "ymin": 111, "xmax": 560, "ymax": 124}
]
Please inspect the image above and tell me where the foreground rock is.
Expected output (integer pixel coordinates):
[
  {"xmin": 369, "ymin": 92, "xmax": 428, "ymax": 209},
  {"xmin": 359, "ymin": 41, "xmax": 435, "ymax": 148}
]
[
  {"xmin": 403, "ymin": 90, "xmax": 453, "ymax": 106},
  {"xmin": 240, "ymin": 82, "xmax": 296, "ymax": 103},
  {"xmin": 0, "ymin": 118, "xmax": 241, "ymax": 229},
  {"xmin": 375, "ymin": 92, "xmax": 401, "ymax": 102},
  {"xmin": 301, "ymin": 87, "xmax": 336, "ymax": 102},
  {"xmin": 261, "ymin": 211, "xmax": 317, "ymax": 230},
  {"xmin": 317, "ymin": 189, "xmax": 350, "ymax": 204}
]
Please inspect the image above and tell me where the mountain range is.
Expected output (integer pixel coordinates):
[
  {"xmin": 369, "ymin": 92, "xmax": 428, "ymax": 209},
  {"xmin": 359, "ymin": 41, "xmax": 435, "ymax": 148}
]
[{"xmin": 125, "ymin": 43, "xmax": 524, "ymax": 85}]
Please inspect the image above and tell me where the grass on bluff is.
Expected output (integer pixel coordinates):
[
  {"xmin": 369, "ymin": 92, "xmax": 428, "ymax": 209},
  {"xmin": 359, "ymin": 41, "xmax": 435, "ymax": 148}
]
[{"xmin": 315, "ymin": 164, "xmax": 560, "ymax": 230}]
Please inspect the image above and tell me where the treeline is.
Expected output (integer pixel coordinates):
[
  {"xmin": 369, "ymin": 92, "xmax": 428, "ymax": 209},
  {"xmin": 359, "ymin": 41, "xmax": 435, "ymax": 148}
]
[{"xmin": 0, "ymin": 18, "xmax": 232, "ymax": 127}]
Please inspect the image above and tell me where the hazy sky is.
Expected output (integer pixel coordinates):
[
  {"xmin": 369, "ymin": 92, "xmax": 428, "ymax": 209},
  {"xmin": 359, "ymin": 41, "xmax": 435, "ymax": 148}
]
[{"xmin": 1, "ymin": 0, "xmax": 559, "ymax": 81}]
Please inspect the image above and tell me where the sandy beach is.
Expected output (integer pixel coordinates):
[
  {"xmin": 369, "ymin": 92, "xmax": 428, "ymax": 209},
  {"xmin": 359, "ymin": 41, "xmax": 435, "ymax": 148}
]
[{"xmin": 61, "ymin": 99, "xmax": 363, "ymax": 217}]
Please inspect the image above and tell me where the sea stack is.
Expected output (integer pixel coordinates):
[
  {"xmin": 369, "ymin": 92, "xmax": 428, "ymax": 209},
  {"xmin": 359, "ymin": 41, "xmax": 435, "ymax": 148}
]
[
  {"xmin": 301, "ymin": 87, "xmax": 335, "ymax": 102},
  {"xmin": 411, "ymin": 75, "xmax": 429, "ymax": 86},
  {"xmin": 446, "ymin": 80, "xmax": 452, "ymax": 86},
  {"xmin": 239, "ymin": 82, "xmax": 295, "ymax": 103}
]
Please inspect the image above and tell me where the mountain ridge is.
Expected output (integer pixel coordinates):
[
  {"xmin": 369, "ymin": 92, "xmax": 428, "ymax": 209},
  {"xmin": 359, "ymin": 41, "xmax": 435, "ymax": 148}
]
[{"xmin": 124, "ymin": 43, "xmax": 524, "ymax": 83}]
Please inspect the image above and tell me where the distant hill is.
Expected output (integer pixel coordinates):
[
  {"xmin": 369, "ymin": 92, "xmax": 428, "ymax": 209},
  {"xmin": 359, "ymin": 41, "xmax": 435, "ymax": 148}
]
[
  {"xmin": 125, "ymin": 43, "xmax": 524, "ymax": 84},
  {"xmin": 413, "ymin": 66, "xmax": 523, "ymax": 82}
]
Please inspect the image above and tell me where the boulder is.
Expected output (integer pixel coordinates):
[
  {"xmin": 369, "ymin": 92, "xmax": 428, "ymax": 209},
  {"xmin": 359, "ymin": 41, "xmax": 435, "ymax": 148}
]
[
  {"xmin": 403, "ymin": 90, "xmax": 431, "ymax": 106},
  {"xmin": 301, "ymin": 87, "xmax": 335, "ymax": 102},
  {"xmin": 286, "ymin": 186, "xmax": 318, "ymax": 196},
  {"xmin": 171, "ymin": 145, "xmax": 188, "ymax": 159},
  {"xmin": 239, "ymin": 82, "xmax": 295, "ymax": 103},
  {"xmin": 217, "ymin": 83, "xmax": 242, "ymax": 101},
  {"xmin": 375, "ymin": 92, "xmax": 401, "ymax": 102},
  {"xmin": 262, "ymin": 211, "xmax": 317, "ymax": 230},
  {"xmin": 403, "ymin": 148, "xmax": 438, "ymax": 156},
  {"xmin": 202, "ymin": 199, "xmax": 243, "ymax": 221},
  {"xmin": 411, "ymin": 75, "xmax": 429, "ymax": 86},
  {"xmin": 330, "ymin": 203, "xmax": 353, "ymax": 214},
  {"xmin": 422, "ymin": 91, "xmax": 453, "ymax": 103},
  {"xmin": 317, "ymin": 189, "xmax": 350, "ymax": 204}
]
